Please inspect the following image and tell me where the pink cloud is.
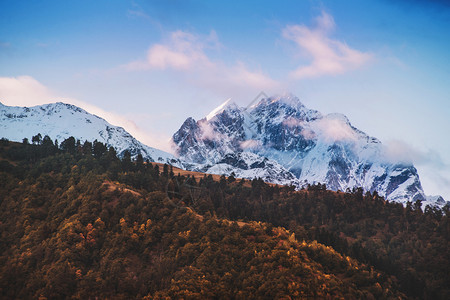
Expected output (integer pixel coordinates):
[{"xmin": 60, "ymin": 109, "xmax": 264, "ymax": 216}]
[
  {"xmin": 283, "ymin": 11, "xmax": 372, "ymax": 79},
  {"xmin": 240, "ymin": 139, "xmax": 261, "ymax": 150},
  {"xmin": 0, "ymin": 76, "xmax": 51, "ymax": 105},
  {"xmin": 315, "ymin": 117, "xmax": 357, "ymax": 142},
  {"xmin": 123, "ymin": 30, "xmax": 280, "ymax": 94},
  {"xmin": 282, "ymin": 117, "xmax": 304, "ymax": 128},
  {"xmin": 198, "ymin": 121, "xmax": 222, "ymax": 141}
]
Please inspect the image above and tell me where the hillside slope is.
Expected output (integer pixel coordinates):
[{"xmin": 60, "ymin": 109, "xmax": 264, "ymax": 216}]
[
  {"xmin": 0, "ymin": 139, "xmax": 448, "ymax": 299},
  {"xmin": 0, "ymin": 140, "xmax": 408, "ymax": 299}
]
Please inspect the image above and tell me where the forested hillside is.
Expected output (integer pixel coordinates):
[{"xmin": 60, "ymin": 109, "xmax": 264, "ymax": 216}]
[{"xmin": 0, "ymin": 137, "xmax": 448, "ymax": 299}]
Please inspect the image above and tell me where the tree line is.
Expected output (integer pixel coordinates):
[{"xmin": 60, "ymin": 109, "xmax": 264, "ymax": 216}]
[{"xmin": 0, "ymin": 136, "xmax": 448, "ymax": 299}]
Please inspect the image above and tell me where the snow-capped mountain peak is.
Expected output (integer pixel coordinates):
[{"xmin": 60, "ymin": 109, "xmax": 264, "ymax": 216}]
[
  {"xmin": 206, "ymin": 98, "xmax": 238, "ymax": 121},
  {"xmin": 254, "ymin": 93, "xmax": 305, "ymax": 110},
  {"xmin": 0, "ymin": 101, "xmax": 183, "ymax": 167},
  {"xmin": 172, "ymin": 94, "xmax": 446, "ymax": 208}
]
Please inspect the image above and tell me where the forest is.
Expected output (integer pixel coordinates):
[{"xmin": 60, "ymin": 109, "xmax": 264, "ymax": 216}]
[{"xmin": 0, "ymin": 136, "xmax": 448, "ymax": 299}]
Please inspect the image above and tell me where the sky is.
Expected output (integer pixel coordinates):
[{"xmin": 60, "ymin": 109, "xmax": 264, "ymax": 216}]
[{"xmin": 1, "ymin": 0, "xmax": 449, "ymax": 200}]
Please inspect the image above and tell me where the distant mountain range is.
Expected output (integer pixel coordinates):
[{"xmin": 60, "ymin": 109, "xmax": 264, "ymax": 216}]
[
  {"xmin": 0, "ymin": 98, "xmax": 446, "ymax": 208},
  {"xmin": 0, "ymin": 102, "xmax": 183, "ymax": 168},
  {"xmin": 172, "ymin": 94, "xmax": 447, "ymax": 208}
]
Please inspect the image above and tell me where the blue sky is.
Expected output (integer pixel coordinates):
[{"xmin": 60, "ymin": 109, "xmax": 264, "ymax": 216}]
[{"xmin": 1, "ymin": 0, "xmax": 449, "ymax": 200}]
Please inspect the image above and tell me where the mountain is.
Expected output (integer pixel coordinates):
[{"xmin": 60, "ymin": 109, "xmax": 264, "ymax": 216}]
[
  {"xmin": 425, "ymin": 195, "xmax": 447, "ymax": 208},
  {"xmin": 173, "ymin": 93, "xmax": 446, "ymax": 207},
  {"xmin": 0, "ymin": 102, "xmax": 183, "ymax": 167}
]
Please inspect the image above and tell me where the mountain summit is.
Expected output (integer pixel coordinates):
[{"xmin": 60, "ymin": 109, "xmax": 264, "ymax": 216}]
[
  {"xmin": 0, "ymin": 101, "xmax": 182, "ymax": 167},
  {"xmin": 173, "ymin": 94, "xmax": 445, "ymax": 208}
]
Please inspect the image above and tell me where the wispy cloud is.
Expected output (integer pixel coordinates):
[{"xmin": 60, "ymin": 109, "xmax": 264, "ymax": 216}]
[
  {"xmin": 283, "ymin": 11, "xmax": 372, "ymax": 79},
  {"xmin": 0, "ymin": 76, "xmax": 172, "ymax": 152},
  {"xmin": 240, "ymin": 139, "xmax": 261, "ymax": 150},
  {"xmin": 383, "ymin": 139, "xmax": 450, "ymax": 199},
  {"xmin": 126, "ymin": 1, "xmax": 163, "ymax": 31},
  {"xmin": 133, "ymin": 30, "xmax": 216, "ymax": 71},
  {"xmin": 127, "ymin": 9, "xmax": 151, "ymax": 20},
  {"xmin": 122, "ymin": 11, "xmax": 372, "ymax": 96},
  {"xmin": 123, "ymin": 30, "xmax": 280, "ymax": 95},
  {"xmin": 197, "ymin": 120, "xmax": 227, "ymax": 141},
  {"xmin": 384, "ymin": 139, "xmax": 449, "ymax": 168},
  {"xmin": 314, "ymin": 116, "xmax": 358, "ymax": 142},
  {"xmin": 282, "ymin": 117, "xmax": 305, "ymax": 128},
  {"xmin": 282, "ymin": 114, "xmax": 358, "ymax": 143},
  {"xmin": 126, "ymin": 0, "xmax": 151, "ymax": 20}
]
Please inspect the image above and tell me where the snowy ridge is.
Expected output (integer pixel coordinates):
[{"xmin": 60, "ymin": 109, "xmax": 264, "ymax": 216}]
[
  {"xmin": 0, "ymin": 102, "xmax": 183, "ymax": 167},
  {"xmin": 200, "ymin": 152, "xmax": 299, "ymax": 186},
  {"xmin": 206, "ymin": 98, "xmax": 233, "ymax": 121},
  {"xmin": 172, "ymin": 93, "xmax": 446, "ymax": 208}
]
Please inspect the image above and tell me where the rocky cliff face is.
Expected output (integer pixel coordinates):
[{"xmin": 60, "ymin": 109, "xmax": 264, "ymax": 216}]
[{"xmin": 173, "ymin": 94, "xmax": 442, "ymax": 207}]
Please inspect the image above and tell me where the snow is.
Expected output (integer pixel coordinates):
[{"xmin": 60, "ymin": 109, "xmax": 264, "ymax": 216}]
[
  {"xmin": 172, "ymin": 93, "xmax": 445, "ymax": 208},
  {"xmin": 206, "ymin": 98, "xmax": 232, "ymax": 121},
  {"xmin": 204, "ymin": 152, "xmax": 299, "ymax": 186},
  {"xmin": 424, "ymin": 195, "xmax": 448, "ymax": 208},
  {"xmin": 266, "ymin": 93, "xmax": 305, "ymax": 111},
  {"xmin": 0, "ymin": 102, "xmax": 184, "ymax": 168}
]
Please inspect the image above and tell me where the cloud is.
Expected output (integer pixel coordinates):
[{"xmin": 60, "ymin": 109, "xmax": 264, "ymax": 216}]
[
  {"xmin": 149, "ymin": 30, "xmax": 214, "ymax": 70},
  {"xmin": 300, "ymin": 128, "xmax": 316, "ymax": 140},
  {"xmin": 197, "ymin": 120, "xmax": 226, "ymax": 141},
  {"xmin": 383, "ymin": 139, "xmax": 449, "ymax": 168},
  {"xmin": 126, "ymin": 1, "xmax": 163, "ymax": 31},
  {"xmin": 123, "ymin": 13, "xmax": 370, "ymax": 94},
  {"xmin": 240, "ymin": 139, "xmax": 262, "ymax": 150},
  {"xmin": 383, "ymin": 139, "xmax": 450, "ymax": 200},
  {"xmin": 127, "ymin": 9, "xmax": 151, "ymax": 20},
  {"xmin": 383, "ymin": 140, "xmax": 417, "ymax": 164},
  {"xmin": 283, "ymin": 11, "xmax": 372, "ymax": 79},
  {"xmin": 123, "ymin": 30, "xmax": 280, "ymax": 95},
  {"xmin": 308, "ymin": 115, "xmax": 357, "ymax": 143},
  {"xmin": 281, "ymin": 114, "xmax": 356, "ymax": 142},
  {"xmin": 282, "ymin": 117, "xmax": 304, "ymax": 128},
  {"xmin": 0, "ymin": 76, "xmax": 51, "ymax": 106},
  {"xmin": 0, "ymin": 76, "xmax": 173, "ymax": 152},
  {"xmin": 420, "ymin": 167, "xmax": 450, "ymax": 202}
]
